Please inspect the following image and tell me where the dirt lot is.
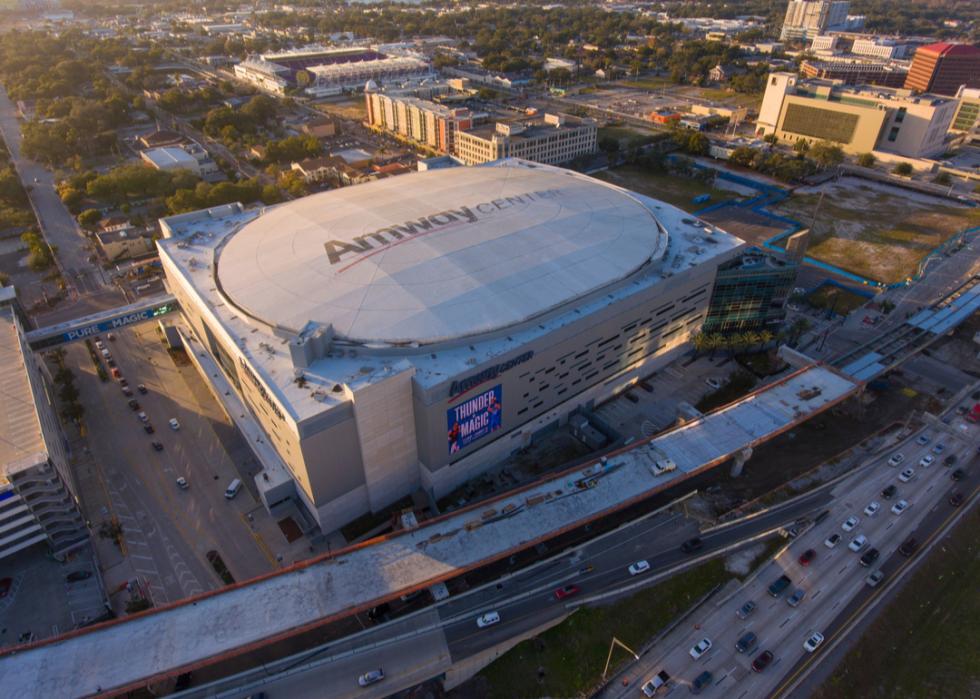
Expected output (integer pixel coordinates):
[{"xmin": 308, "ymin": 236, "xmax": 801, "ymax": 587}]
[
  {"xmin": 314, "ymin": 97, "xmax": 367, "ymax": 121},
  {"xmin": 771, "ymin": 177, "xmax": 978, "ymax": 284}
]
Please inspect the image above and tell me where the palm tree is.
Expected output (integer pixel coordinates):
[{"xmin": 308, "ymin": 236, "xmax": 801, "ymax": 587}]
[{"xmin": 757, "ymin": 329, "xmax": 775, "ymax": 347}]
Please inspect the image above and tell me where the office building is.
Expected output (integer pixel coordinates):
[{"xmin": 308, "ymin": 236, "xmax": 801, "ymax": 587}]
[
  {"xmin": 801, "ymin": 59, "xmax": 908, "ymax": 88},
  {"xmin": 0, "ymin": 288, "xmax": 87, "ymax": 562},
  {"xmin": 757, "ymin": 73, "xmax": 957, "ymax": 158},
  {"xmin": 780, "ymin": 1, "xmax": 852, "ymax": 41},
  {"xmin": 157, "ymin": 159, "xmax": 744, "ymax": 532},
  {"xmin": 453, "ymin": 114, "xmax": 597, "ymax": 166},
  {"xmin": 702, "ymin": 249, "xmax": 798, "ymax": 334},
  {"xmin": 904, "ymin": 42, "xmax": 980, "ymax": 97}
]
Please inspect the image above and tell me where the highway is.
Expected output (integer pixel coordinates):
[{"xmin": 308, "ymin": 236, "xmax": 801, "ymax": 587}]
[
  {"xmin": 183, "ymin": 486, "xmax": 834, "ymax": 698},
  {"xmin": 596, "ymin": 413, "xmax": 977, "ymax": 699}
]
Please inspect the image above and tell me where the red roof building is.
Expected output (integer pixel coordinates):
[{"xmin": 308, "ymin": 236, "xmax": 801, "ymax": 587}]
[{"xmin": 904, "ymin": 43, "xmax": 980, "ymax": 96}]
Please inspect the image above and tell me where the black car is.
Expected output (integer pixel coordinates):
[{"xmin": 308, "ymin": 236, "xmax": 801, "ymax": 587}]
[
  {"xmin": 944, "ymin": 455, "xmax": 957, "ymax": 466},
  {"xmin": 66, "ymin": 571, "xmax": 92, "ymax": 582},
  {"xmin": 144, "ymin": 423, "xmax": 155, "ymax": 434},
  {"xmin": 625, "ymin": 392, "xmax": 639, "ymax": 403},
  {"xmin": 137, "ymin": 384, "xmax": 148, "ymax": 395},
  {"xmin": 899, "ymin": 538, "xmax": 918, "ymax": 557},
  {"xmin": 859, "ymin": 548, "xmax": 880, "ymax": 567},
  {"xmin": 949, "ymin": 492, "xmax": 964, "ymax": 507},
  {"xmin": 950, "ymin": 469, "xmax": 965, "ymax": 481},
  {"xmin": 881, "ymin": 484, "xmax": 897, "ymax": 499},
  {"xmin": 691, "ymin": 671, "xmax": 713, "ymax": 695},
  {"xmin": 128, "ymin": 399, "xmax": 140, "ymax": 411},
  {"xmin": 151, "ymin": 441, "xmax": 164, "ymax": 452},
  {"xmin": 681, "ymin": 537, "xmax": 703, "ymax": 553},
  {"xmin": 735, "ymin": 631, "xmax": 758, "ymax": 654},
  {"xmin": 752, "ymin": 650, "xmax": 774, "ymax": 672}
]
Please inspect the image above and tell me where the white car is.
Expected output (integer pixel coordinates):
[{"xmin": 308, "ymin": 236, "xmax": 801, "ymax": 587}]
[
  {"xmin": 138, "ymin": 411, "xmax": 149, "ymax": 423},
  {"xmin": 176, "ymin": 477, "xmax": 188, "ymax": 490},
  {"xmin": 476, "ymin": 611, "xmax": 500, "ymax": 628},
  {"xmin": 824, "ymin": 533, "xmax": 841, "ymax": 548},
  {"xmin": 169, "ymin": 418, "xmax": 180, "ymax": 431},
  {"xmin": 689, "ymin": 637, "xmax": 712, "ymax": 660},
  {"xmin": 899, "ymin": 467, "xmax": 915, "ymax": 483},
  {"xmin": 919, "ymin": 455, "xmax": 934, "ymax": 468},
  {"xmin": 887, "ymin": 453, "xmax": 904, "ymax": 467},
  {"xmin": 357, "ymin": 668, "xmax": 384, "ymax": 687},
  {"xmin": 848, "ymin": 535, "xmax": 868, "ymax": 552},
  {"xmin": 863, "ymin": 501, "xmax": 881, "ymax": 517},
  {"xmin": 628, "ymin": 560, "xmax": 651, "ymax": 576},
  {"xmin": 803, "ymin": 631, "xmax": 825, "ymax": 652},
  {"xmin": 915, "ymin": 434, "xmax": 930, "ymax": 446},
  {"xmin": 891, "ymin": 499, "xmax": 909, "ymax": 515},
  {"xmin": 841, "ymin": 516, "xmax": 860, "ymax": 532}
]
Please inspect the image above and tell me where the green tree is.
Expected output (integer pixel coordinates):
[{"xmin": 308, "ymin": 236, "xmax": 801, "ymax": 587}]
[
  {"xmin": 77, "ymin": 208, "xmax": 102, "ymax": 229},
  {"xmin": 856, "ymin": 152, "xmax": 876, "ymax": 168},
  {"xmin": 893, "ymin": 162, "xmax": 913, "ymax": 176},
  {"xmin": 809, "ymin": 142, "xmax": 844, "ymax": 168},
  {"xmin": 933, "ymin": 171, "xmax": 951, "ymax": 186}
]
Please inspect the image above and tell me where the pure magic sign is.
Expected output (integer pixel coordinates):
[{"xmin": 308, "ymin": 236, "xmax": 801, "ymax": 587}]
[{"xmin": 447, "ymin": 385, "xmax": 502, "ymax": 455}]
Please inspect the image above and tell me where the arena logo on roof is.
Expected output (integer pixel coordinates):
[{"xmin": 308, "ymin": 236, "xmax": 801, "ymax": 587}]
[{"xmin": 323, "ymin": 188, "xmax": 564, "ymax": 266}]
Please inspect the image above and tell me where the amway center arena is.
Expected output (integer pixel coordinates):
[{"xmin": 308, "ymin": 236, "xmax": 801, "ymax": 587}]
[{"xmin": 159, "ymin": 159, "xmax": 744, "ymax": 532}]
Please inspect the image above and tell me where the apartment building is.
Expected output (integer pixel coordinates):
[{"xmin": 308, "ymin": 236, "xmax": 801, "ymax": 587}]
[{"xmin": 365, "ymin": 90, "xmax": 472, "ymax": 154}]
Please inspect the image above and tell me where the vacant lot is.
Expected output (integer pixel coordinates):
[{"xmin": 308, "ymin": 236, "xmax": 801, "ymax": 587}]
[
  {"xmin": 772, "ymin": 178, "xmax": 978, "ymax": 284},
  {"xmin": 812, "ymin": 508, "xmax": 980, "ymax": 699},
  {"xmin": 315, "ymin": 97, "xmax": 366, "ymax": 121},
  {"xmin": 595, "ymin": 165, "xmax": 745, "ymax": 212},
  {"xmin": 673, "ymin": 85, "xmax": 762, "ymax": 109}
]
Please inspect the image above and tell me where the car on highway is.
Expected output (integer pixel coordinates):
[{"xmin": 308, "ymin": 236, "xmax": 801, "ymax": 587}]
[
  {"xmin": 848, "ymin": 535, "xmax": 868, "ymax": 552},
  {"xmin": 681, "ymin": 537, "xmax": 703, "ymax": 553},
  {"xmin": 950, "ymin": 468, "xmax": 965, "ymax": 481},
  {"xmin": 357, "ymin": 668, "xmax": 384, "ymax": 687},
  {"xmin": 842, "ymin": 516, "xmax": 860, "ymax": 532},
  {"xmin": 628, "ymin": 560, "xmax": 650, "ymax": 576},
  {"xmin": 768, "ymin": 575, "xmax": 792, "ymax": 598},
  {"xmin": 66, "ymin": 570, "xmax": 92, "ymax": 582},
  {"xmin": 891, "ymin": 499, "xmax": 909, "ymax": 515},
  {"xmin": 899, "ymin": 538, "xmax": 918, "ymax": 557},
  {"xmin": 899, "ymin": 467, "xmax": 915, "ymax": 483},
  {"xmin": 932, "ymin": 443, "xmax": 945, "ymax": 455},
  {"xmin": 915, "ymin": 434, "xmax": 930, "ymax": 446},
  {"xmin": 949, "ymin": 492, "xmax": 964, "ymax": 507},
  {"xmin": 787, "ymin": 588, "xmax": 806, "ymax": 607},
  {"xmin": 176, "ymin": 477, "xmax": 188, "ymax": 490},
  {"xmin": 798, "ymin": 549, "xmax": 816, "ymax": 566},
  {"xmin": 169, "ymin": 418, "xmax": 180, "ymax": 431},
  {"xmin": 919, "ymin": 455, "xmax": 934, "ymax": 468},
  {"xmin": 803, "ymin": 631, "xmax": 825, "ymax": 653},
  {"xmin": 476, "ymin": 611, "xmax": 500, "ymax": 628},
  {"xmin": 863, "ymin": 501, "xmax": 881, "ymax": 516},
  {"xmin": 690, "ymin": 670, "xmax": 713, "ymax": 695},
  {"xmin": 553, "ymin": 584, "xmax": 580, "ymax": 600},
  {"xmin": 859, "ymin": 548, "xmax": 880, "ymax": 567},
  {"xmin": 751, "ymin": 650, "xmax": 774, "ymax": 672},
  {"xmin": 824, "ymin": 533, "xmax": 841, "ymax": 548},
  {"xmin": 151, "ymin": 441, "xmax": 163, "ymax": 452},
  {"xmin": 887, "ymin": 453, "xmax": 905, "ymax": 467},
  {"xmin": 689, "ymin": 638, "xmax": 712, "ymax": 660},
  {"xmin": 881, "ymin": 484, "xmax": 897, "ymax": 499},
  {"xmin": 735, "ymin": 631, "xmax": 758, "ymax": 653},
  {"xmin": 866, "ymin": 569, "xmax": 885, "ymax": 587},
  {"xmin": 640, "ymin": 670, "xmax": 670, "ymax": 697},
  {"xmin": 736, "ymin": 600, "xmax": 756, "ymax": 620}
]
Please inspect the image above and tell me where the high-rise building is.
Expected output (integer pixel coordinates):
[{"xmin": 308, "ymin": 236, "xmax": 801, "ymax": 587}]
[
  {"xmin": 780, "ymin": 1, "xmax": 851, "ymax": 41},
  {"xmin": 904, "ymin": 43, "xmax": 980, "ymax": 97},
  {"xmin": 702, "ymin": 249, "xmax": 798, "ymax": 334}
]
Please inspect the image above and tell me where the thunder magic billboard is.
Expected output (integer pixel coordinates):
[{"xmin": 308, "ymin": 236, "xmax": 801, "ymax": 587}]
[{"xmin": 447, "ymin": 385, "xmax": 502, "ymax": 455}]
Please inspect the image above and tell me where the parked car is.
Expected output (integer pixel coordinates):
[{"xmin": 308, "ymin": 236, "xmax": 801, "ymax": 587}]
[
  {"xmin": 144, "ymin": 423, "xmax": 155, "ymax": 434},
  {"xmin": 121, "ymin": 386, "xmax": 133, "ymax": 397},
  {"xmin": 553, "ymin": 584, "xmax": 580, "ymax": 600},
  {"xmin": 689, "ymin": 638, "xmax": 713, "ymax": 660},
  {"xmin": 848, "ymin": 535, "xmax": 868, "ymax": 552},
  {"xmin": 891, "ymin": 499, "xmax": 909, "ymax": 515},
  {"xmin": 628, "ymin": 560, "xmax": 650, "ymax": 576},
  {"xmin": 919, "ymin": 455, "xmax": 934, "ymax": 468},
  {"xmin": 899, "ymin": 538, "xmax": 918, "ymax": 557},
  {"xmin": 137, "ymin": 384, "xmax": 147, "ymax": 395},
  {"xmin": 735, "ymin": 631, "xmax": 758, "ymax": 653},
  {"xmin": 915, "ymin": 434, "xmax": 930, "ymax": 446},
  {"xmin": 137, "ymin": 411, "xmax": 149, "ymax": 423},
  {"xmin": 66, "ymin": 571, "xmax": 92, "ymax": 582},
  {"xmin": 127, "ymin": 399, "xmax": 139, "ymax": 411},
  {"xmin": 863, "ymin": 501, "xmax": 881, "ymax": 516},
  {"xmin": 476, "ymin": 611, "xmax": 500, "ymax": 628},
  {"xmin": 932, "ymin": 443, "xmax": 945, "ymax": 454},
  {"xmin": 887, "ymin": 453, "xmax": 904, "ymax": 467},
  {"xmin": 110, "ymin": 368, "xmax": 122, "ymax": 379},
  {"xmin": 881, "ymin": 484, "xmax": 897, "ymax": 499},
  {"xmin": 151, "ymin": 441, "xmax": 163, "ymax": 452},
  {"xmin": 168, "ymin": 418, "xmax": 180, "ymax": 431},
  {"xmin": 866, "ymin": 569, "xmax": 885, "ymax": 587},
  {"xmin": 357, "ymin": 669, "xmax": 384, "ymax": 687},
  {"xmin": 859, "ymin": 548, "xmax": 880, "ymax": 567},
  {"xmin": 803, "ymin": 632, "xmax": 825, "ymax": 653},
  {"xmin": 787, "ymin": 588, "xmax": 806, "ymax": 607},
  {"xmin": 681, "ymin": 537, "xmax": 703, "ymax": 553},
  {"xmin": 176, "ymin": 477, "xmax": 188, "ymax": 490},
  {"xmin": 899, "ymin": 467, "xmax": 915, "ymax": 483},
  {"xmin": 841, "ymin": 516, "xmax": 860, "ymax": 532},
  {"xmin": 751, "ymin": 650, "xmax": 774, "ymax": 672},
  {"xmin": 824, "ymin": 533, "xmax": 841, "ymax": 548},
  {"xmin": 690, "ymin": 671, "xmax": 713, "ymax": 694},
  {"xmin": 798, "ymin": 549, "xmax": 816, "ymax": 566},
  {"xmin": 736, "ymin": 600, "xmax": 756, "ymax": 620}
]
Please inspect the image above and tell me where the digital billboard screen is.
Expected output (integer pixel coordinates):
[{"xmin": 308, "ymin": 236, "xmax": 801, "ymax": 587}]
[{"xmin": 447, "ymin": 385, "xmax": 502, "ymax": 455}]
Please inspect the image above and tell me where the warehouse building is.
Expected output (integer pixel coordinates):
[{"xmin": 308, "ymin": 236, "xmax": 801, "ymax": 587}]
[{"xmin": 157, "ymin": 159, "xmax": 743, "ymax": 532}]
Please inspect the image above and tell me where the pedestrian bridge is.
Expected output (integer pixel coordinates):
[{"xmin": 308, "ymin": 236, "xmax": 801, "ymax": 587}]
[{"xmin": 26, "ymin": 294, "xmax": 178, "ymax": 350}]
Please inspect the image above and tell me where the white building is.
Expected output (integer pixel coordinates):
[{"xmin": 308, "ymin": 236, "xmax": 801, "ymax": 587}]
[
  {"xmin": 781, "ymin": 1, "xmax": 851, "ymax": 41},
  {"xmin": 141, "ymin": 147, "xmax": 202, "ymax": 176},
  {"xmin": 157, "ymin": 160, "xmax": 744, "ymax": 533},
  {"xmin": 851, "ymin": 37, "xmax": 904, "ymax": 60}
]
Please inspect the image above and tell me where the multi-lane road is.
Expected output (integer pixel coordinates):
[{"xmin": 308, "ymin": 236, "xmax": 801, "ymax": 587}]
[{"xmin": 598, "ymin": 416, "xmax": 977, "ymax": 699}]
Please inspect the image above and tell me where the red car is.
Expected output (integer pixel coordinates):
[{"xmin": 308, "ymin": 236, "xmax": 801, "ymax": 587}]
[
  {"xmin": 553, "ymin": 584, "xmax": 580, "ymax": 600},
  {"xmin": 752, "ymin": 650, "xmax": 774, "ymax": 672},
  {"xmin": 798, "ymin": 549, "xmax": 816, "ymax": 566}
]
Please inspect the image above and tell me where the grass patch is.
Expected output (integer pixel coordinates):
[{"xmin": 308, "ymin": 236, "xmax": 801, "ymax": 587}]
[
  {"xmin": 478, "ymin": 559, "xmax": 730, "ymax": 698},
  {"xmin": 595, "ymin": 165, "xmax": 741, "ymax": 212},
  {"xmin": 811, "ymin": 509, "xmax": 980, "ymax": 699},
  {"xmin": 618, "ymin": 76, "xmax": 674, "ymax": 90},
  {"xmin": 695, "ymin": 369, "xmax": 757, "ymax": 412},
  {"xmin": 597, "ymin": 125, "xmax": 661, "ymax": 150},
  {"xmin": 806, "ymin": 285, "xmax": 869, "ymax": 316}
]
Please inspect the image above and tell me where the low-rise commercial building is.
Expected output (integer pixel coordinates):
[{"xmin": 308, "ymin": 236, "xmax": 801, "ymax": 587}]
[
  {"xmin": 141, "ymin": 146, "xmax": 202, "ymax": 175},
  {"xmin": 757, "ymin": 73, "xmax": 957, "ymax": 158},
  {"xmin": 96, "ymin": 229, "xmax": 156, "ymax": 262},
  {"xmin": 702, "ymin": 249, "xmax": 798, "ymax": 334},
  {"xmin": 453, "ymin": 114, "xmax": 597, "ymax": 166},
  {"xmin": 0, "ymin": 288, "xmax": 87, "ymax": 562},
  {"xmin": 801, "ymin": 58, "xmax": 908, "ymax": 88}
]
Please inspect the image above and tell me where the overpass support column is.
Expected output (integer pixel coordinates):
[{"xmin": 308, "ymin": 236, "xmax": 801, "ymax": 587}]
[{"xmin": 730, "ymin": 446, "xmax": 753, "ymax": 478}]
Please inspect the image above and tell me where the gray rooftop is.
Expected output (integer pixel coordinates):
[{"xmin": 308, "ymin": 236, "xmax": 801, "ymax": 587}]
[{"xmin": 0, "ymin": 303, "xmax": 46, "ymax": 482}]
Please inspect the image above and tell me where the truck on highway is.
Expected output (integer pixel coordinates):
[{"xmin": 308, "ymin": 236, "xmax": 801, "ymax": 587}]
[
  {"xmin": 767, "ymin": 574, "xmax": 792, "ymax": 598},
  {"xmin": 640, "ymin": 670, "xmax": 671, "ymax": 696}
]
